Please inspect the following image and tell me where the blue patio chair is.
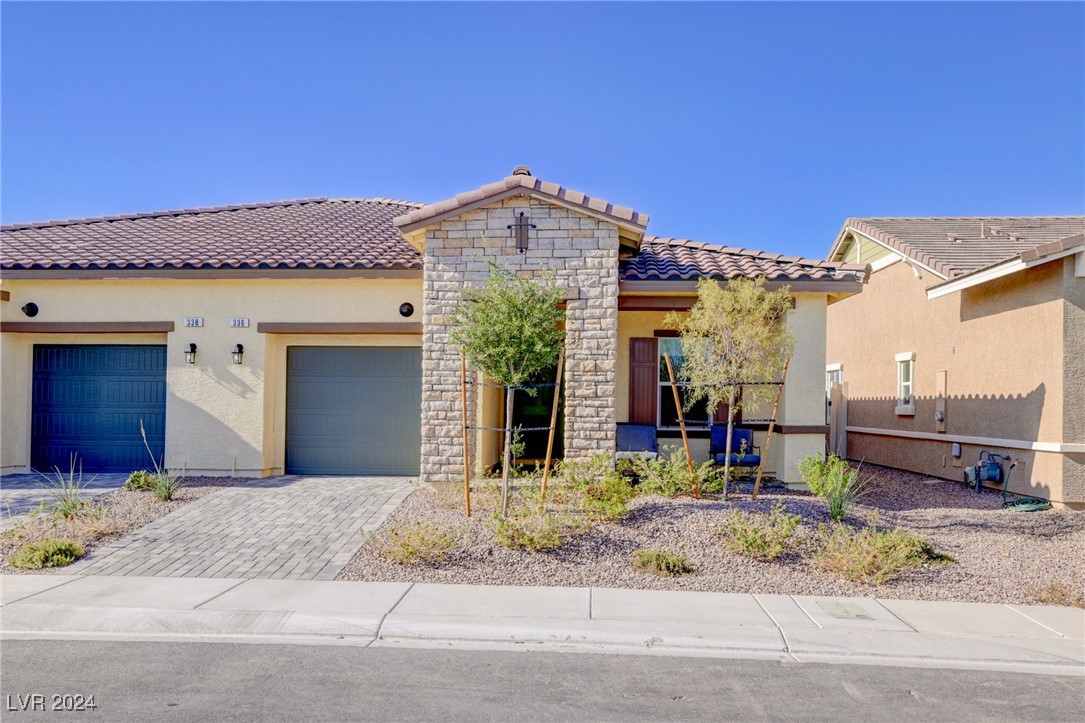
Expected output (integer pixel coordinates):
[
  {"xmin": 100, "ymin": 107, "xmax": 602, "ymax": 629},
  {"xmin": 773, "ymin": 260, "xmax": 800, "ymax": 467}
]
[
  {"xmin": 616, "ymin": 424, "xmax": 658, "ymax": 460},
  {"xmin": 710, "ymin": 425, "xmax": 761, "ymax": 468}
]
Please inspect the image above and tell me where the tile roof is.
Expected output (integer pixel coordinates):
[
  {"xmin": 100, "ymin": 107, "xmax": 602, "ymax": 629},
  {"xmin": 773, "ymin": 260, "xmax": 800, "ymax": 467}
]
[
  {"xmin": 393, "ymin": 168, "xmax": 649, "ymax": 233},
  {"xmin": 1, "ymin": 198, "xmax": 424, "ymax": 271},
  {"xmin": 838, "ymin": 217, "xmax": 1085, "ymax": 278},
  {"xmin": 621, "ymin": 237, "xmax": 869, "ymax": 283}
]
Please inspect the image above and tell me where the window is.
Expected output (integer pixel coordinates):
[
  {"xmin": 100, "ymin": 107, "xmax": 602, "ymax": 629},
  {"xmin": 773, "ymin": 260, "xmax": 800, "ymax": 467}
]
[
  {"xmin": 825, "ymin": 364, "xmax": 842, "ymax": 424},
  {"xmin": 895, "ymin": 352, "xmax": 915, "ymax": 415},
  {"xmin": 658, "ymin": 338, "xmax": 711, "ymax": 429}
]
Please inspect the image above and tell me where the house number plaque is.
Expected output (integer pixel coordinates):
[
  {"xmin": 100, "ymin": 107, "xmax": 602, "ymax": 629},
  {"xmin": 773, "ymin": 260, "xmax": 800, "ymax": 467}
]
[
  {"xmin": 183, "ymin": 317, "xmax": 204, "ymax": 327},
  {"xmin": 229, "ymin": 318, "xmax": 250, "ymax": 328}
]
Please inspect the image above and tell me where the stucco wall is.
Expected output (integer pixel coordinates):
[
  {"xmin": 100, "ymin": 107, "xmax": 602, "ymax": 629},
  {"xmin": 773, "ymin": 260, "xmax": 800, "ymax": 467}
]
[
  {"xmin": 1, "ymin": 277, "xmax": 422, "ymax": 475},
  {"xmin": 825, "ymin": 256, "xmax": 1079, "ymax": 503}
]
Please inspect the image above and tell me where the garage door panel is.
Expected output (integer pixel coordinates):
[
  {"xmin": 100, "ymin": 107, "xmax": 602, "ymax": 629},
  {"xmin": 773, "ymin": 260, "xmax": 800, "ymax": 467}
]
[
  {"xmin": 32, "ymin": 345, "xmax": 166, "ymax": 474},
  {"xmin": 286, "ymin": 347, "xmax": 421, "ymax": 475}
]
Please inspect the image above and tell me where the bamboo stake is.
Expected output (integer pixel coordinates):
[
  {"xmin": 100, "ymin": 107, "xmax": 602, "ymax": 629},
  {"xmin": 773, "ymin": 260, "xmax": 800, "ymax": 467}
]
[
  {"xmin": 664, "ymin": 352, "xmax": 700, "ymax": 499},
  {"xmin": 460, "ymin": 347, "xmax": 471, "ymax": 517},
  {"xmin": 539, "ymin": 346, "xmax": 565, "ymax": 501},
  {"xmin": 752, "ymin": 355, "xmax": 791, "ymax": 501}
]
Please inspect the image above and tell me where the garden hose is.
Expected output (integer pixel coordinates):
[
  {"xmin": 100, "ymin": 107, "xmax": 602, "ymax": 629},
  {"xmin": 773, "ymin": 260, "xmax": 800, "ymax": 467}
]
[{"xmin": 1003, "ymin": 496, "xmax": 1052, "ymax": 512}]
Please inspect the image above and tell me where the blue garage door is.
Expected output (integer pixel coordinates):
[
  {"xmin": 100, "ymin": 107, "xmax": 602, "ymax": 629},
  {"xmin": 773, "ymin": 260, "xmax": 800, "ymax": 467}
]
[
  {"xmin": 32, "ymin": 345, "xmax": 167, "ymax": 473},
  {"xmin": 286, "ymin": 347, "xmax": 421, "ymax": 475}
]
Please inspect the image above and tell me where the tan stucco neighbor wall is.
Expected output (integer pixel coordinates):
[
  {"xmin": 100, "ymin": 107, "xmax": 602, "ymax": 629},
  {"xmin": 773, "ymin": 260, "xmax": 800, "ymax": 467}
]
[
  {"xmin": 420, "ymin": 196, "xmax": 620, "ymax": 484},
  {"xmin": 826, "ymin": 256, "xmax": 1083, "ymax": 504},
  {"xmin": 0, "ymin": 277, "xmax": 422, "ymax": 475}
]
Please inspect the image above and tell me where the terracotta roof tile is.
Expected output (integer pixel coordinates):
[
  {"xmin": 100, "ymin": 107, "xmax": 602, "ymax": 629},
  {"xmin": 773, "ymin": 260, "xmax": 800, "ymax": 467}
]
[
  {"xmin": 621, "ymin": 237, "xmax": 868, "ymax": 284},
  {"xmin": 837, "ymin": 217, "xmax": 1085, "ymax": 278},
  {"xmin": 393, "ymin": 169, "xmax": 650, "ymax": 232},
  {"xmin": 1, "ymin": 198, "xmax": 424, "ymax": 272}
]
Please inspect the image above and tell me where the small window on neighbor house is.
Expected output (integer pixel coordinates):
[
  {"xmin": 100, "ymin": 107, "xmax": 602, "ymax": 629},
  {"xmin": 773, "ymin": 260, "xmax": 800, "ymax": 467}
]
[
  {"xmin": 826, "ymin": 364, "xmax": 842, "ymax": 424},
  {"xmin": 895, "ymin": 352, "xmax": 915, "ymax": 415}
]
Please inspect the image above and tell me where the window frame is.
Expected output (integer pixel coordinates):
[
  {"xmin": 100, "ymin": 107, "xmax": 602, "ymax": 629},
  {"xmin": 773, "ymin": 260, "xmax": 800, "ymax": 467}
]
[
  {"xmin": 657, "ymin": 337, "xmax": 711, "ymax": 431},
  {"xmin": 895, "ymin": 352, "xmax": 916, "ymax": 416}
]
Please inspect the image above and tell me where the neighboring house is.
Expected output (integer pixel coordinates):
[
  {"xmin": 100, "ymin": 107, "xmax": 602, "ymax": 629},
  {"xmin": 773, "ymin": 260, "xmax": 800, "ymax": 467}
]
[
  {"xmin": 825, "ymin": 217, "xmax": 1085, "ymax": 506},
  {"xmin": 0, "ymin": 168, "xmax": 867, "ymax": 485}
]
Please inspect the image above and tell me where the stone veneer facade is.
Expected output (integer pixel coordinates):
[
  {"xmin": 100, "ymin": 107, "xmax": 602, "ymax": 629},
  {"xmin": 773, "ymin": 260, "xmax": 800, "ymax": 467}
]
[{"xmin": 421, "ymin": 196, "xmax": 620, "ymax": 484}]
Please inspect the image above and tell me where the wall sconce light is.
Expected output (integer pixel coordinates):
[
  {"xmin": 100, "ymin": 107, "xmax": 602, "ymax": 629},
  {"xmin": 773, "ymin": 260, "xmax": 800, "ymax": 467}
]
[
  {"xmin": 399, "ymin": 303, "xmax": 414, "ymax": 318},
  {"xmin": 184, "ymin": 343, "xmax": 198, "ymax": 364},
  {"xmin": 21, "ymin": 303, "xmax": 39, "ymax": 317},
  {"xmin": 232, "ymin": 343, "xmax": 244, "ymax": 365}
]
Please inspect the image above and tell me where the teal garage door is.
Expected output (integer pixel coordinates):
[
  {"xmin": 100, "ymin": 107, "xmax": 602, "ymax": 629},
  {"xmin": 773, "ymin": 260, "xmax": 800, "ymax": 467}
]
[
  {"xmin": 286, "ymin": 347, "xmax": 422, "ymax": 475},
  {"xmin": 32, "ymin": 345, "xmax": 167, "ymax": 473}
]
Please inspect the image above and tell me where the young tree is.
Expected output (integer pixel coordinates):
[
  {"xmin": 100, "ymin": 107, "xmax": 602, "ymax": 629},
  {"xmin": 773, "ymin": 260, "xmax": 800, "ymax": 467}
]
[
  {"xmin": 666, "ymin": 277, "xmax": 795, "ymax": 496},
  {"xmin": 450, "ymin": 263, "xmax": 566, "ymax": 513}
]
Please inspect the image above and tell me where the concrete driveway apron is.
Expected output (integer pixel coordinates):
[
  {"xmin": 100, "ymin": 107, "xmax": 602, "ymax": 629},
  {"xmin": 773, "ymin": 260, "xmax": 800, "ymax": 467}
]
[{"xmin": 66, "ymin": 476, "xmax": 415, "ymax": 581}]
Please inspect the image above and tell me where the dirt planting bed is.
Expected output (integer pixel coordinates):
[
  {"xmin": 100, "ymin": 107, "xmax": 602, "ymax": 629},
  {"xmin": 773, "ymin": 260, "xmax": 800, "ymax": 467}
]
[
  {"xmin": 1, "ymin": 477, "xmax": 252, "ymax": 575},
  {"xmin": 337, "ymin": 464, "xmax": 1084, "ymax": 605}
]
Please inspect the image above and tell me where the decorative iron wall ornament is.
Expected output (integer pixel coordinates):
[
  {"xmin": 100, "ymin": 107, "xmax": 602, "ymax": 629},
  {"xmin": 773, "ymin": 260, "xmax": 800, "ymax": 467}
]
[{"xmin": 507, "ymin": 211, "xmax": 536, "ymax": 253}]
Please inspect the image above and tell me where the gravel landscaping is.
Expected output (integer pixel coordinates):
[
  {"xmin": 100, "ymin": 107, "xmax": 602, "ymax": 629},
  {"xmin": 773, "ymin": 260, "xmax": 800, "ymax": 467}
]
[
  {"xmin": 0, "ymin": 476, "xmax": 252, "ymax": 575},
  {"xmin": 337, "ymin": 464, "xmax": 1085, "ymax": 605}
]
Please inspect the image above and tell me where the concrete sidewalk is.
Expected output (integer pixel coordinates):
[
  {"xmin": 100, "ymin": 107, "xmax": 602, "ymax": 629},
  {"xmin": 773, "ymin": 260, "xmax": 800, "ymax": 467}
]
[{"xmin": 2, "ymin": 575, "xmax": 1082, "ymax": 675}]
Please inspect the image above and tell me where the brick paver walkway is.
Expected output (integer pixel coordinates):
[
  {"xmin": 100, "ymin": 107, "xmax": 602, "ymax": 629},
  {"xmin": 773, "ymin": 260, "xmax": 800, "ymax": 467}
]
[{"xmin": 67, "ymin": 476, "xmax": 415, "ymax": 581}]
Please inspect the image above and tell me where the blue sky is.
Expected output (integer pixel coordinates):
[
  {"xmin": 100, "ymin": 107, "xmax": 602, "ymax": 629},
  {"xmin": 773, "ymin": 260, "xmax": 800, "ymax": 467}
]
[{"xmin": 2, "ymin": 2, "xmax": 1082, "ymax": 259}]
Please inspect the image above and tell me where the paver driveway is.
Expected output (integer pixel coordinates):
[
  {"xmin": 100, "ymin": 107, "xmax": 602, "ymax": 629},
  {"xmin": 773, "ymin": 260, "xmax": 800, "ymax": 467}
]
[{"xmin": 67, "ymin": 476, "xmax": 415, "ymax": 581}]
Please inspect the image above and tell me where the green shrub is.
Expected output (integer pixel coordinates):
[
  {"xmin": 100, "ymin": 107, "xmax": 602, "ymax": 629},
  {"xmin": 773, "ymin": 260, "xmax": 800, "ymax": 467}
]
[
  {"xmin": 7, "ymin": 539, "xmax": 85, "ymax": 569},
  {"xmin": 633, "ymin": 548, "xmax": 695, "ymax": 577},
  {"xmin": 150, "ymin": 471, "xmax": 183, "ymax": 502},
  {"xmin": 125, "ymin": 470, "xmax": 156, "ymax": 491},
  {"xmin": 630, "ymin": 449, "xmax": 734, "ymax": 497},
  {"xmin": 809, "ymin": 516, "xmax": 952, "ymax": 585},
  {"xmin": 492, "ymin": 505, "xmax": 583, "ymax": 551},
  {"xmin": 798, "ymin": 454, "xmax": 869, "ymax": 521},
  {"xmin": 36, "ymin": 456, "xmax": 91, "ymax": 519},
  {"xmin": 718, "ymin": 504, "xmax": 803, "ymax": 561},
  {"xmin": 374, "ymin": 523, "xmax": 456, "ymax": 565},
  {"xmin": 560, "ymin": 454, "xmax": 635, "ymax": 521}
]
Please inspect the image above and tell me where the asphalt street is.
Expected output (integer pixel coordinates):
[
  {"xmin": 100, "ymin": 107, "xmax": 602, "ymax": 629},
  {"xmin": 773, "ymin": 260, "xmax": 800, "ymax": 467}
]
[{"xmin": 2, "ymin": 640, "xmax": 1082, "ymax": 721}]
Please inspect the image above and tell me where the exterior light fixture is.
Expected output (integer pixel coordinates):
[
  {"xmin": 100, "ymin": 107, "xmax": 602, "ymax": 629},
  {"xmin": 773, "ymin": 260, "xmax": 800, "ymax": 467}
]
[
  {"xmin": 184, "ymin": 343, "xmax": 198, "ymax": 365},
  {"xmin": 507, "ymin": 211, "xmax": 536, "ymax": 254},
  {"xmin": 399, "ymin": 303, "xmax": 414, "ymax": 318},
  {"xmin": 21, "ymin": 303, "xmax": 39, "ymax": 317},
  {"xmin": 232, "ymin": 343, "xmax": 244, "ymax": 365}
]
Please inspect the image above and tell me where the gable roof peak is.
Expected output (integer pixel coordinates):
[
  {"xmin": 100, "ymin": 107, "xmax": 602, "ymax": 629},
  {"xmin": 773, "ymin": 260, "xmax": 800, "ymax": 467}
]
[{"xmin": 392, "ymin": 170, "xmax": 649, "ymax": 238}]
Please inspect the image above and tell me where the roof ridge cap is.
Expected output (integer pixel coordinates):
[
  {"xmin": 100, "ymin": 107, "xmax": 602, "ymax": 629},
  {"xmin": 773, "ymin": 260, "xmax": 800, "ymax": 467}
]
[
  {"xmin": 330, "ymin": 197, "xmax": 425, "ymax": 208},
  {"xmin": 1, "ymin": 197, "xmax": 331, "ymax": 232},
  {"xmin": 846, "ymin": 215, "xmax": 1085, "ymax": 222}
]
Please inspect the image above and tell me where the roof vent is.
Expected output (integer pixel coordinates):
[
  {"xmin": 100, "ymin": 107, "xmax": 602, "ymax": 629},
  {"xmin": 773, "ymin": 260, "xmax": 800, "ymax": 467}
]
[{"xmin": 511, "ymin": 165, "xmax": 532, "ymax": 177}]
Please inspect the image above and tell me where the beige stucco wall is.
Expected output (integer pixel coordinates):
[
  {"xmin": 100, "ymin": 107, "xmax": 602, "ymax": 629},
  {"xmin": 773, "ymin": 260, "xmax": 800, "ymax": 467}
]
[
  {"xmin": 826, "ymin": 255, "xmax": 1081, "ymax": 503},
  {"xmin": 614, "ymin": 293, "xmax": 829, "ymax": 485},
  {"xmin": 1, "ymin": 277, "xmax": 422, "ymax": 475}
]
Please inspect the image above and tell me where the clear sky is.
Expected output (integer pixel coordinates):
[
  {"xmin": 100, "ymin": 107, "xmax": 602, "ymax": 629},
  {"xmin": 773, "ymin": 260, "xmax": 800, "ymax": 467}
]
[{"xmin": 2, "ymin": 1, "xmax": 1082, "ymax": 259}]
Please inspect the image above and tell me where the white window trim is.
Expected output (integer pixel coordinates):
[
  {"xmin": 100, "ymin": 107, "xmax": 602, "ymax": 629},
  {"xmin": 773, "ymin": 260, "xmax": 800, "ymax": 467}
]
[
  {"xmin": 895, "ymin": 352, "xmax": 915, "ymax": 416},
  {"xmin": 826, "ymin": 363, "xmax": 843, "ymax": 372}
]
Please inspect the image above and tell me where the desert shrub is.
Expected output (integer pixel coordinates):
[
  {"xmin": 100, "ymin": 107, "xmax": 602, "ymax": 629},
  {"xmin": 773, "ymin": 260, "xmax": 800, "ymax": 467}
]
[
  {"xmin": 36, "ymin": 456, "xmax": 91, "ymax": 519},
  {"xmin": 492, "ymin": 505, "xmax": 583, "ymax": 551},
  {"xmin": 560, "ymin": 454, "xmax": 635, "ymax": 521},
  {"xmin": 633, "ymin": 548, "xmax": 695, "ymax": 577},
  {"xmin": 798, "ymin": 454, "xmax": 869, "ymax": 520},
  {"xmin": 1028, "ymin": 583, "xmax": 1085, "ymax": 609},
  {"xmin": 718, "ymin": 504, "xmax": 803, "ymax": 561},
  {"xmin": 8, "ymin": 539, "xmax": 85, "ymax": 569},
  {"xmin": 809, "ymin": 516, "xmax": 952, "ymax": 585},
  {"xmin": 149, "ymin": 471, "xmax": 183, "ymax": 502},
  {"xmin": 125, "ymin": 470, "xmax": 156, "ymax": 491},
  {"xmin": 631, "ymin": 449, "xmax": 732, "ymax": 497},
  {"xmin": 374, "ymin": 523, "xmax": 456, "ymax": 565}
]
